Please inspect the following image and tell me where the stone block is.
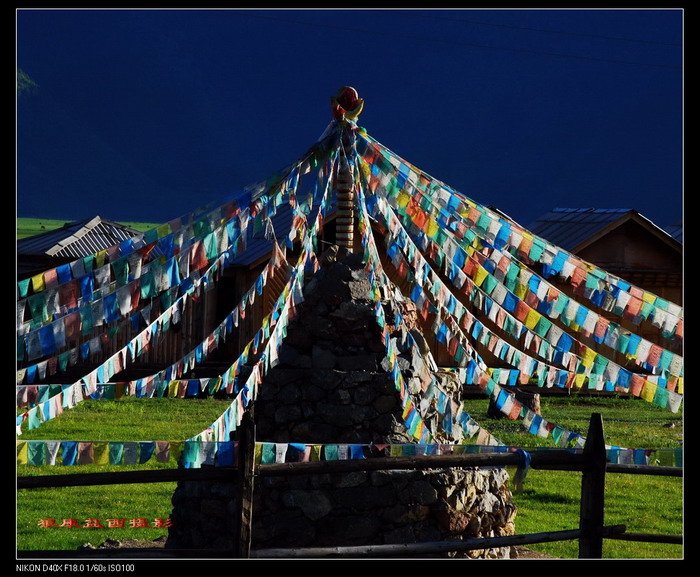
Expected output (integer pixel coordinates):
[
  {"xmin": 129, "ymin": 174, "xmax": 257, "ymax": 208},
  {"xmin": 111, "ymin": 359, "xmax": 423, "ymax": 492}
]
[{"xmin": 312, "ymin": 345, "xmax": 336, "ymax": 369}]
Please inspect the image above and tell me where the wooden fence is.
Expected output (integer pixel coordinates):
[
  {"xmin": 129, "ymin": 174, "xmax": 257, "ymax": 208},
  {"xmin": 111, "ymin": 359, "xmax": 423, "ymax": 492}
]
[{"xmin": 16, "ymin": 413, "xmax": 682, "ymax": 559}]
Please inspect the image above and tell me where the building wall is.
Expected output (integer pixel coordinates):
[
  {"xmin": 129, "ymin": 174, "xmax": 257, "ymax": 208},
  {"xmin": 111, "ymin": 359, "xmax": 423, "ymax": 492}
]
[{"xmin": 577, "ymin": 220, "xmax": 682, "ymax": 306}]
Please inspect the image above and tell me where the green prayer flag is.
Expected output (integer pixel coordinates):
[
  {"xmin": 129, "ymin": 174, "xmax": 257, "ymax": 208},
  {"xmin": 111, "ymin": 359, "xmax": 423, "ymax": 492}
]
[
  {"xmin": 261, "ymin": 443, "xmax": 276, "ymax": 464},
  {"xmin": 324, "ymin": 445, "xmax": 339, "ymax": 460},
  {"xmin": 28, "ymin": 441, "xmax": 44, "ymax": 466},
  {"xmin": 182, "ymin": 441, "xmax": 199, "ymax": 466},
  {"xmin": 109, "ymin": 442, "xmax": 124, "ymax": 465}
]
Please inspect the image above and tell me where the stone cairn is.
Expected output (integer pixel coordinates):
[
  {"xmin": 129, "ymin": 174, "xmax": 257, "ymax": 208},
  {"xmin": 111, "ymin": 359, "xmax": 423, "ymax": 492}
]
[{"xmin": 167, "ymin": 248, "xmax": 517, "ymax": 558}]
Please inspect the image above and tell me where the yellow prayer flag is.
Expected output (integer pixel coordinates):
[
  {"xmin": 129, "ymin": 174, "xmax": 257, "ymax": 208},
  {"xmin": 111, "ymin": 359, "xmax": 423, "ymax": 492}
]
[
  {"xmin": 95, "ymin": 250, "xmax": 107, "ymax": 268},
  {"xmin": 581, "ymin": 347, "xmax": 597, "ymax": 368},
  {"xmin": 642, "ymin": 292, "xmax": 656, "ymax": 305},
  {"xmin": 474, "ymin": 265, "xmax": 488, "ymax": 287},
  {"xmin": 396, "ymin": 191, "xmax": 410, "ymax": 208},
  {"xmin": 31, "ymin": 273, "xmax": 46, "ymax": 293},
  {"xmin": 641, "ymin": 380, "xmax": 657, "ymax": 403},
  {"xmin": 524, "ymin": 308, "xmax": 541, "ymax": 330},
  {"xmin": 157, "ymin": 223, "xmax": 172, "ymax": 239},
  {"xmin": 390, "ymin": 445, "xmax": 403, "ymax": 457},
  {"xmin": 514, "ymin": 281, "xmax": 528, "ymax": 300},
  {"xmin": 574, "ymin": 374, "xmax": 586, "ymax": 389},
  {"xmin": 412, "ymin": 420, "xmax": 424, "ymax": 440},
  {"xmin": 93, "ymin": 442, "xmax": 110, "ymax": 465},
  {"xmin": 254, "ymin": 443, "xmax": 263, "ymax": 465},
  {"xmin": 17, "ymin": 441, "xmax": 28, "ymax": 465},
  {"xmin": 426, "ymin": 217, "xmax": 439, "ymax": 238},
  {"xmin": 170, "ymin": 442, "xmax": 183, "ymax": 463}
]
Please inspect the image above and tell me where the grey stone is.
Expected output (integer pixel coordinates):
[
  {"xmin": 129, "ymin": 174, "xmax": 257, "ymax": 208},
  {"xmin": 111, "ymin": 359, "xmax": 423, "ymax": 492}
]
[
  {"xmin": 405, "ymin": 480, "xmax": 439, "ymax": 505},
  {"xmin": 331, "ymin": 471, "xmax": 368, "ymax": 488},
  {"xmin": 312, "ymin": 345, "xmax": 336, "ymax": 369},
  {"xmin": 256, "ymin": 510, "xmax": 317, "ymax": 546},
  {"xmin": 475, "ymin": 491, "xmax": 500, "ymax": 514},
  {"xmin": 348, "ymin": 279, "xmax": 372, "ymax": 300},
  {"xmin": 332, "ymin": 484, "xmax": 397, "ymax": 509},
  {"xmin": 316, "ymin": 403, "xmax": 356, "ymax": 427},
  {"xmin": 336, "ymin": 354, "xmax": 378, "ymax": 372},
  {"xmin": 380, "ymin": 356, "xmax": 392, "ymax": 372},
  {"xmin": 312, "ymin": 369, "xmax": 344, "ymax": 390},
  {"xmin": 282, "ymin": 490, "xmax": 333, "ymax": 521},
  {"xmin": 290, "ymin": 421, "xmax": 334, "ymax": 441},
  {"xmin": 277, "ymin": 344, "xmax": 301, "ymax": 367},
  {"xmin": 301, "ymin": 384, "xmax": 326, "ymax": 402},
  {"xmin": 343, "ymin": 370, "xmax": 373, "ymax": 384},
  {"xmin": 407, "ymin": 377, "xmax": 423, "ymax": 395},
  {"xmin": 350, "ymin": 385, "xmax": 373, "ymax": 406},
  {"xmin": 328, "ymin": 515, "xmax": 381, "ymax": 543},
  {"xmin": 274, "ymin": 404, "xmax": 303, "ymax": 424},
  {"xmin": 303, "ymin": 276, "xmax": 318, "ymax": 296},
  {"xmin": 383, "ymin": 525, "xmax": 417, "ymax": 545},
  {"xmin": 373, "ymin": 394, "xmax": 399, "ymax": 414},
  {"xmin": 277, "ymin": 382, "xmax": 302, "ymax": 404},
  {"xmin": 293, "ymin": 354, "xmax": 312, "ymax": 368},
  {"xmin": 329, "ymin": 388, "xmax": 352, "ymax": 405}
]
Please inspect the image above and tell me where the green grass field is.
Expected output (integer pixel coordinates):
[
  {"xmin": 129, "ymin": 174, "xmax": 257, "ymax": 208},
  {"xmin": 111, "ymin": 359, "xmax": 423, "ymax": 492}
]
[
  {"xmin": 17, "ymin": 397, "xmax": 232, "ymax": 554},
  {"xmin": 16, "ymin": 394, "xmax": 683, "ymax": 558},
  {"xmin": 470, "ymin": 395, "xmax": 684, "ymax": 559}
]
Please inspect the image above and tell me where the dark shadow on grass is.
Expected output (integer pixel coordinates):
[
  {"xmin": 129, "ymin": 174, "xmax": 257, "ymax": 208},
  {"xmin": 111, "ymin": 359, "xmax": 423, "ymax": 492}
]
[{"xmin": 515, "ymin": 489, "xmax": 579, "ymax": 505}]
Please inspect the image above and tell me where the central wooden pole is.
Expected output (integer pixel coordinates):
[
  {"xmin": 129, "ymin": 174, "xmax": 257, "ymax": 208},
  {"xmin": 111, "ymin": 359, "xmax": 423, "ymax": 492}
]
[
  {"xmin": 335, "ymin": 151, "xmax": 355, "ymax": 252},
  {"xmin": 330, "ymin": 86, "xmax": 364, "ymax": 253}
]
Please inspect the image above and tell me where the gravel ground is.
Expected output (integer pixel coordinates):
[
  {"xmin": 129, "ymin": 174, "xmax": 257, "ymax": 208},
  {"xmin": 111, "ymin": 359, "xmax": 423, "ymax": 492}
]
[
  {"xmin": 81, "ymin": 539, "xmax": 558, "ymax": 559},
  {"xmin": 511, "ymin": 546, "xmax": 558, "ymax": 559}
]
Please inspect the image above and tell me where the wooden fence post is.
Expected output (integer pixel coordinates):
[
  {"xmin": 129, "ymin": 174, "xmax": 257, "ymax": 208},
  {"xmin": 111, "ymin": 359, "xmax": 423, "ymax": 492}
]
[
  {"xmin": 579, "ymin": 412, "xmax": 607, "ymax": 558},
  {"xmin": 235, "ymin": 407, "xmax": 256, "ymax": 558}
]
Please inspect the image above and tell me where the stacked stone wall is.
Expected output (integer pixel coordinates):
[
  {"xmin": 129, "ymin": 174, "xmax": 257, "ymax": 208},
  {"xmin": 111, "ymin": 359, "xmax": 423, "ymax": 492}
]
[
  {"xmin": 167, "ymin": 249, "xmax": 517, "ymax": 558},
  {"xmin": 168, "ymin": 466, "xmax": 516, "ymax": 558}
]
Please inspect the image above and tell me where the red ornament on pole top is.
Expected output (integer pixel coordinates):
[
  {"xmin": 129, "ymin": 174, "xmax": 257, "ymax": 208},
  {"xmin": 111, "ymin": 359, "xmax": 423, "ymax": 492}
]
[{"xmin": 331, "ymin": 86, "xmax": 364, "ymax": 121}]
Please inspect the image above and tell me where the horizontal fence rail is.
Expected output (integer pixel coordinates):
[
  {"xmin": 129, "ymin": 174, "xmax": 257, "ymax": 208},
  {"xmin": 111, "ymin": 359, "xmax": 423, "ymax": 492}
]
[
  {"xmin": 16, "ymin": 466, "xmax": 236, "ymax": 489},
  {"xmin": 16, "ymin": 458, "xmax": 682, "ymax": 490},
  {"xmin": 251, "ymin": 526, "xmax": 629, "ymax": 559}
]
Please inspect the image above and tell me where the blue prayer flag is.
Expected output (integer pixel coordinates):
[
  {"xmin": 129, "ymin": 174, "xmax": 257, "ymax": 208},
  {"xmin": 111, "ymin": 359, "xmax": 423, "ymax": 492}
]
[{"xmin": 62, "ymin": 441, "xmax": 78, "ymax": 466}]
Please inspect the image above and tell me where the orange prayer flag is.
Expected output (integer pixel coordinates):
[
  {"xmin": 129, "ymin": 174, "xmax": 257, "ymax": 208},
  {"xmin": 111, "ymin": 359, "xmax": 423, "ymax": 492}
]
[{"xmin": 570, "ymin": 266, "xmax": 587, "ymax": 289}]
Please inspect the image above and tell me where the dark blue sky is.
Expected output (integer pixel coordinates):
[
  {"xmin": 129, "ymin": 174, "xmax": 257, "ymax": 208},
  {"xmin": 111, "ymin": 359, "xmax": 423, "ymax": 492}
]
[{"xmin": 16, "ymin": 8, "xmax": 683, "ymax": 231}]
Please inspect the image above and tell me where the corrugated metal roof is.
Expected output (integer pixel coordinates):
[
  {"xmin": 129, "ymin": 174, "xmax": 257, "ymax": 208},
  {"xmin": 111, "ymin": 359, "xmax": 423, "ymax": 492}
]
[
  {"xmin": 17, "ymin": 216, "xmax": 142, "ymax": 258},
  {"xmin": 231, "ymin": 199, "xmax": 337, "ymax": 267},
  {"xmin": 525, "ymin": 208, "xmax": 681, "ymax": 251}
]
